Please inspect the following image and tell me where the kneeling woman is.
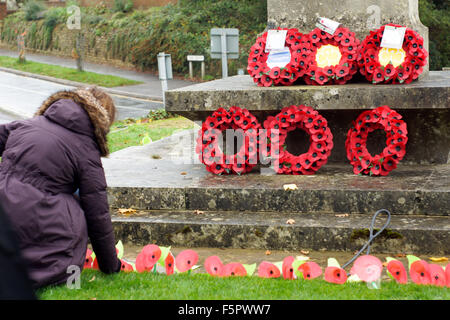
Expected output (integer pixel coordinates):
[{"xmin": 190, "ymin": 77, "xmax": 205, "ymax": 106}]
[{"xmin": 0, "ymin": 87, "xmax": 121, "ymax": 288}]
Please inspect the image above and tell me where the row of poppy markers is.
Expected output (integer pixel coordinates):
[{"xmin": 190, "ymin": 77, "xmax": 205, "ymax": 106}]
[
  {"xmin": 196, "ymin": 105, "xmax": 407, "ymax": 176},
  {"xmin": 247, "ymin": 23, "xmax": 428, "ymax": 86},
  {"xmin": 84, "ymin": 242, "xmax": 450, "ymax": 287}
]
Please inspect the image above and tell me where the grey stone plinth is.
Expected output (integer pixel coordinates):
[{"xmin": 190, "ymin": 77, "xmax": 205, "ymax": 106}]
[
  {"xmin": 267, "ymin": 0, "xmax": 429, "ymax": 76},
  {"xmin": 165, "ymin": 72, "xmax": 450, "ymax": 164}
]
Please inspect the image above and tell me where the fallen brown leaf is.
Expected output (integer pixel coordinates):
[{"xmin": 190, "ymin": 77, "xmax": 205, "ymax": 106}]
[
  {"xmin": 194, "ymin": 210, "xmax": 205, "ymax": 215},
  {"xmin": 335, "ymin": 214, "xmax": 349, "ymax": 217},
  {"xmin": 429, "ymin": 257, "xmax": 448, "ymax": 263},
  {"xmin": 382, "ymin": 262, "xmax": 388, "ymax": 268},
  {"xmin": 300, "ymin": 250, "xmax": 310, "ymax": 255},
  {"xmin": 88, "ymin": 276, "xmax": 96, "ymax": 282},
  {"xmin": 265, "ymin": 250, "xmax": 271, "ymax": 255},
  {"xmin": 286, "ymin": 219, "xmax": 295, "ymax": 225},
  {"xmin": 118, "ymin": 208, "xmax": 137, "ymax": 215},
  {"xmin": 395, "ymin": 253, "xmax": 406, "ymax": 258}
]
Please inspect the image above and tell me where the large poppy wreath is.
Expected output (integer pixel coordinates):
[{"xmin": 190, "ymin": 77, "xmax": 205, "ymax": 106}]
[
  {"xmin": 195, "ymin": 106, "xmax": 261, "ymax": 175},
  {"xmin": 304, "ymin": 26, "xmax": 360, "ymax": 85},
  {"xmin": 357, "ymin": 24, "xmax": 428, "ymax": 84},
  {"xmin": 247, "ymin": 28, "xmax": 310, "ymax": 87},
  {"xmin": 345, "ymin": 105, "xmax": 408, "ymax": 176},
  {"xmin": 263, "ymin": 105, "xmax": 334, "ymax": 175}
]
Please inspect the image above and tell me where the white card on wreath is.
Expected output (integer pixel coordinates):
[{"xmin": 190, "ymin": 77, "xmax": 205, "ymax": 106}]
[
  {"xmin": 266, "ymin": 29, "xmax": 287, "ymax": 52},
  {"xmin": 316, "ymin": 17, "xmax": 341, "ymax": 35},
  {"xmin": 266, "ymin": 47, "xmax": 291, "ymax": 69},
  {"xmin": 380, "ymin": 26, "xmax": 407, "ymax": 49}
]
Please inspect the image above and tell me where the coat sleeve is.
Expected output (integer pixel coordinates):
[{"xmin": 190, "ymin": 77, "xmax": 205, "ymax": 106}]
[
  {"xmin": 78, "ymin": 151, "xmax": 121, "ymax": 274},
  {"xmin": 0, "ymin": 121, "xmax": 22, "ymax": 156}
]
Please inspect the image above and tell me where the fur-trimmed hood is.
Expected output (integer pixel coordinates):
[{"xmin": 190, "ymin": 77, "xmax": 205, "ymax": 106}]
[{"xmin": 35, "ymin": 89, "xmax": 111, "ymax": 157}]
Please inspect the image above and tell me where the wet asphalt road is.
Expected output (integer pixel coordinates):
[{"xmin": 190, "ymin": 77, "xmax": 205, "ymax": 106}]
[{"xmin": 0, "ymin": 71, "xmax": 163, "ymax": 122}]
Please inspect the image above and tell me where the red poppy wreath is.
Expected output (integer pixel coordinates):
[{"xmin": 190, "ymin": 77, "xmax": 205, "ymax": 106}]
[
  {"xmin": 195, "ymin": 106, "xmax": 261, "ymax": 175},
  {"xmin": 247, "ymin": 28, "xmax": 310, "ymax": 87},
  {"xmin": 303, "ymin": 26, "xmax": 360, "ymax": 85},
  {"xmin": 263, "ymin": 105, "xmax": 334, "ymax": 175},
  {"xmin": 357, "ymin": 24, "xmax": 428, "ymax": 84},
  {"xmin": 345, "ymin": 105, "xmax": 408, "ymax": 176}
]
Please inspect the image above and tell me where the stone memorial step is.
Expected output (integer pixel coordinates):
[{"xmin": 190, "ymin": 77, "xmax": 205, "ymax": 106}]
[{"xmin": 111, "ymin": 210, "xmax": 449, "ymax": 254}]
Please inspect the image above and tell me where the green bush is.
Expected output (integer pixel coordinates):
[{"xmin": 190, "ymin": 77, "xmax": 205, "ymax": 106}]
[
  {"xmin": 419, "ymin": 0, "xmax": 449, "ymax": 70},
  {"xmin": 112, "ymin": 0, "xmax": 134, "ymax": 13},
  {"xmin": 23, "ymin": 0, "xmax": 46, "ymax": 21},
  {"xmin": 43, "ymin": 8, "xmax": 66, "ymax": 49},
  {"xmin": 146, "ymin": 109, "xmax": 175, "ymax": 120}
]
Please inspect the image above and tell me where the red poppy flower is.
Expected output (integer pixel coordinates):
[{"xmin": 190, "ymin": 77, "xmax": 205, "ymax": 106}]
[
  {"xmin": 387, "ymin": 260, "xmax": 408, "ymax": 284},
  {"xmin": 396, "ymin": 68, "xmax": 411, "ymax": 82},
  {"xmin": 84, "ymin": 249, "xmax": 94, "ymax": 269},
  {"xmin": 204, "ymin": 255, "xmax": 223, "ymax": 276},
  {"xmin": 120, "ymin": 259, "xmax": 134, "ymax": 272},
  {"xmin": 263, "ymin": 116, "xmax": 275, "ymax": 130},
  {"xmin": 260, "ymin": 75, "xmax": 273, "ymax": 87},
  {"xmin": 248, "ymin": 62, "xmax": 264, "ymax": 78},
  {"xmin": 334, "ymin": 28, "xmax": 346, "ymax": 41},
  {"xmin": 324, "ymin": 266, "xmax": 347, "ymax": 284},
  {"xmin": 92, "ymin": 257, "xmax": 99, "ymax": 270},
  {"xmin": 208, "ymin": 163, "xmax": 225, "ymax": 175},
  {"xmin": 314, "ymin": 69, "xmax": 329, "ymax": 85},
  {"xmin": 175, "ymin": 249, "xmax": 199, "ymax": 273},
  {"xmin": 372, "ymin": 67, "xmax": 385, "ymax": 83},
  {"xmin": 321, "ymin": 65, "xmax": 334, "ymax": 77},
  {"xmin": 445, "ymin": 263, "xmax": 450, "ymax": 287},
  {"xmin": 282, "ymin": 256, "xmax": 295, "ymax": 280},
  {"xmin": 428, "ymin": 264, "xmax": 446, "ymax": 287},
  {"xmin": 410, "ymin": 260, "xmax": 431, "ymax": 285},
  {"xmin": 136, "ymin": 244, "xmax": 161, "ymax": 273},
  {"xmin": 268, "ymin": 67, "xmax": 282, "ymax": 79},
  {"xmin": 298, "ymin": 262, "xmax": 322, "ymax": 280},
  {"xmin": 381, "ymin": 156, "xmax": 397, "ymax": 172},
  {"xmin": 350, "ymin": 255, "xmax": 383, "ymax": 282},
  {"xmin": 222, "ymin": 263, "xmax": 247, "ymax": 277},
  {"xmin": 387, "ymin": 143, "xmax": 406, "ymax": 160},
  {"xmin": 309, "ymin": 28, "xmax": 322, "ymax": 43},
  {"xmin": 383, "ymin": 64, "xmax": 396, "ymax": 79},
  {"xmin": 257, "ymin": 261, "xmax": 281, "ymax": 278}
]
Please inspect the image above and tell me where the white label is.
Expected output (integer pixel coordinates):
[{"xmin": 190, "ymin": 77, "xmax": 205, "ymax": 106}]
[
  {"xmin": 187, "ymin": 55, "xmax": 204, "ymax": 62},
  {"xmin": 266, "ymin": 29, "xmax": 287, "ymax": 52},
  {"xmin": 380, "ymin": 26, "xmax": 406, "ymax": 49},
  {"xmin": 315, "ymin": 17, "xmax": 341, "ymax": 35},
  {"xmin": 266, "ymin": 47, "xmax": 291, "ymax": 69}
]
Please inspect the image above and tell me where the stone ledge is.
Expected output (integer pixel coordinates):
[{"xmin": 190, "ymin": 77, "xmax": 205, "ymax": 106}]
[
  {"xmin": 105, "ymin": 158, "xmax": 450, "ymax": 216},
  {"xmin": 111, "ymin": 210, "xmax": 450, "ymax": 254},
  {"xmin": 165, "ymin": 72, "xmax": 449, "ymax": 115}
]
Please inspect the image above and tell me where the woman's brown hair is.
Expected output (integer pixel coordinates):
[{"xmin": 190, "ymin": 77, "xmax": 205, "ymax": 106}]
[{"xmin": 87, "ymin": 86, "xmax": 116, "ymax": 126}]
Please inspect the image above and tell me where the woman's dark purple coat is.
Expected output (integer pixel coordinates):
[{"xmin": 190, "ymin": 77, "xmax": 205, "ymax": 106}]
[{"xmin": 0, "ymin": 98, "xmax": 120, "ymax": 288}]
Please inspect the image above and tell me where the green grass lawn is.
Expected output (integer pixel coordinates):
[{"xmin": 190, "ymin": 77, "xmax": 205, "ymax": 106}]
[
  {"xmin": 0, "ymin": 56, "xmax": 143, "ymax": 87},
  {"xmin": 37, "ymin": 269, "xmax": 449, "ymax": 300},
  {"xmin": 107, "ymin": 116, "xmax": 195, "ymax": 153}
]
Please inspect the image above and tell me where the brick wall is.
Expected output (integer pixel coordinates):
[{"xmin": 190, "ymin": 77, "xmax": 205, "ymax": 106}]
[
  {"xmin": 0, "ymin": 3, "xmax": 7, "ymax": 20},
  {"xmin": 0, "ymin": 23, "xmax": 135, "ymax": 69}
]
